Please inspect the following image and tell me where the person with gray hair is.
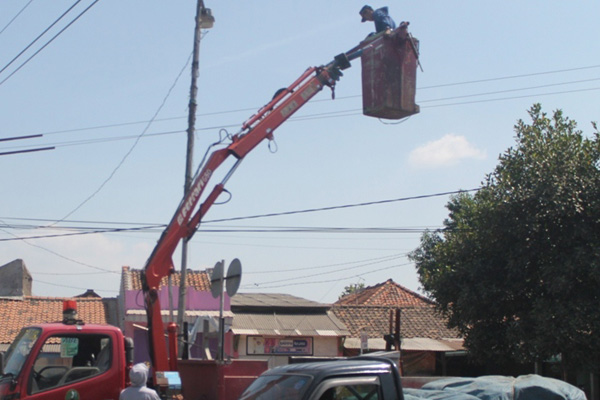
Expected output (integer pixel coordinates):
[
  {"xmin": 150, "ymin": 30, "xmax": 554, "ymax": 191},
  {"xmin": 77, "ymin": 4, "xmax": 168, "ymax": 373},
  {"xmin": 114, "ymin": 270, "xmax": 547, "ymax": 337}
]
[{"xmin": 119, "ymin": 363, "xmax": 160, "ymax": 400}]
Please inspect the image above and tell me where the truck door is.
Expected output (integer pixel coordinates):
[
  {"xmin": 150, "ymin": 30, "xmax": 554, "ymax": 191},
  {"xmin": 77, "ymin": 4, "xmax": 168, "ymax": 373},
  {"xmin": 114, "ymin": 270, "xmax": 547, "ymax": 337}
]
[{"xmin": 23, "ymin": 332, "xmax": 121, "ymax": 400}]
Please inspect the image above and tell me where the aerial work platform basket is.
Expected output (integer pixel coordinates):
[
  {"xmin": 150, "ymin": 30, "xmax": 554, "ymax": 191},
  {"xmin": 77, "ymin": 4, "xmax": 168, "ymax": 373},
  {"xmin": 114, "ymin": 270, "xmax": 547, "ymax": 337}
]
[{"xmin": 361, "ymin": 25, "xmax": 420, "ymax": 120}]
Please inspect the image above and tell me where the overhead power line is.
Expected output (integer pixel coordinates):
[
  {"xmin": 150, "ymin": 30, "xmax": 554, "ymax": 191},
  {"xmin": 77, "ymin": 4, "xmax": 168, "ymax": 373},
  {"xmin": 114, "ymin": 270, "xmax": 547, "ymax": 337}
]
[
  {"xmin": 0, "ymin": 1, "xmax": 83, "ymax": 77},
  {"xmin": 203, "ymin": 188, "xmax": 480, "ymax": 224},
  {"xmin": 3, "ymin": 64, "xmax": 599, "ymax": 148},
  {"xmin": 246, "ymin": 252, "xmax": 408, "ymax": 274},
  {"xmin": 49, "ymin": 49, "xmax": 194, "ymax": 225},
  {"xmin": 0, "ymin": 188, "xmax": 477, "ymax": 241},
  {"xmin": 243, "ymin": 253, "xmax": 408, "ymax": 287},
  {"xmin": 0, "ymin": 0, "xmax": 100, "ymax": 87},
  {"xmin": 418, "ymin": 64, "xmax": 600, "ymax": 90},
  {"xmin": 0, "ymin": 146, "xmax": 54, "ymax": 156},
  {"xmin": 35, "ymin": 278, "xmax": 118, "ymax": 293},
  {"xmin": 245, "ymin": 262, "xmax": 413, "ymax": 290},
  {"xmin": 0, "ymin": 0, "xmax": 34, "ymax": 36},
  {"xmin": 0, "ymin": 219, "xmax": 119, "ymax": 274}
]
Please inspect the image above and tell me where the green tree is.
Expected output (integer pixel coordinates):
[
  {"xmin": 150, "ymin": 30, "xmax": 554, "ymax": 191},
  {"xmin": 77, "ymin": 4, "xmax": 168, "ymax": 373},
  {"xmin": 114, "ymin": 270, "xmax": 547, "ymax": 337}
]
[
  {"xmin": 410, "ymin": 104, "xmax": 600, "ymax": 372},
  {"xmin": 339, "ymin": 282, "xmax": 365, "ymax": 299}
]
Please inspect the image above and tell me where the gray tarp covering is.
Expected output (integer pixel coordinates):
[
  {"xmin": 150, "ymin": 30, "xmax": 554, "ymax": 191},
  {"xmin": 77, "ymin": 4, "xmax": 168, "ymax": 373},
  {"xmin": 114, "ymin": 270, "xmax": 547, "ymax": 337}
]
[{"xmin": 404, "ymin": 375, "xmax": 586, "ymax": 400}]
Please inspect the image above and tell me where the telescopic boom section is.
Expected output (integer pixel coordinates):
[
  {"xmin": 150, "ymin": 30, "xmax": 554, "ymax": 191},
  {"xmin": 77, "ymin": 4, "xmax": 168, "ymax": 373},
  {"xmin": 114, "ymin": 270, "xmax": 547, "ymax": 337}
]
[{"xmin": 141, "ymin": 51, "xmax": 353, "ymax": 373}]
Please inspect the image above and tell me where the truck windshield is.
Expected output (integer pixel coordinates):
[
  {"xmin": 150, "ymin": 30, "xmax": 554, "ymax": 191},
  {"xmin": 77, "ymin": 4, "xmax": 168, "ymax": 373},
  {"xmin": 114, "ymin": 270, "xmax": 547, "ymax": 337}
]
[
  {"xmin": 2, "ymin": 328, "xmax": 41, "ymax": 377},
  {"xmin": 239, "ymin": 374, "xmax": 312, "ymax": 400}
]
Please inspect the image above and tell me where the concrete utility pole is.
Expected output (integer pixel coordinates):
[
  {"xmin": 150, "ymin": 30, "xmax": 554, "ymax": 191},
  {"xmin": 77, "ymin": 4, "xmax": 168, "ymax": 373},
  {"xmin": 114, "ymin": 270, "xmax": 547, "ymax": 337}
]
[{"xmin": 177, "ymin": 0, "xmax": 214, "ymax": 355}]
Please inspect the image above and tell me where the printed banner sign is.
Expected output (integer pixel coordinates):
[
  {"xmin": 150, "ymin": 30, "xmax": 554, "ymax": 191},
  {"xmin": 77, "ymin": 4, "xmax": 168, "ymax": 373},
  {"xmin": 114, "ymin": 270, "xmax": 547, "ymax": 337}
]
[{"xmin": 247, "ymin": 336, "xmax": 313, "ymax": 355}]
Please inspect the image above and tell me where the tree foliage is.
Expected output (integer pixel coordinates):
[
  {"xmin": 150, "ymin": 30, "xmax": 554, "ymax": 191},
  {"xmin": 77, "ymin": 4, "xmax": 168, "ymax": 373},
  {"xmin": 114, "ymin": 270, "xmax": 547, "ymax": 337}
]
[
  {"xmin": 410, "ymin": 104, "xmax": 600, "ymax": 371},
  {"xmin": 339, "ymin": 282, "xmax": 365, "ymax": 299}
]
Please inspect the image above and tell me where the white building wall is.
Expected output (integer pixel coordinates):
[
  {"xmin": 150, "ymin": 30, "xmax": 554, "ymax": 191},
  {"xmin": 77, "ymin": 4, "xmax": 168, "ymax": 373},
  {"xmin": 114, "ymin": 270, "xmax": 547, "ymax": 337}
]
[{"xmin": 235, "ymin": 335, "xmax": 342, "ymax": 368}]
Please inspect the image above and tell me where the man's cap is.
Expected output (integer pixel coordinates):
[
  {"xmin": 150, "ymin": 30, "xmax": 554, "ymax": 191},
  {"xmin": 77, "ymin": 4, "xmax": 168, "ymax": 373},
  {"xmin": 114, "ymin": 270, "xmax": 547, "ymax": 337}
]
[{"xmin": 360, "ymin": 5, "xmax": 373, "ymax": 22}]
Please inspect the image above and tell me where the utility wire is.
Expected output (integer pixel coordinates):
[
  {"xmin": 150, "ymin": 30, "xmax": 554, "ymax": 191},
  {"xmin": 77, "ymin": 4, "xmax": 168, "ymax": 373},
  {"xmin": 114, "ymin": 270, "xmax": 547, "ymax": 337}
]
[
  {"xmin": 418, "ymin": 64, "xmax": 600, "ymax": 90},
  {"xmin": 0, "ymin": 0, "xmax": 82, "ymax": 77},
  {"xmin": 419, "ymin": 77, "xmax": 600, "ymax": 104},
  {"xmin": 203, "ymin": 188, "xmax": 480, "ymax": 224},
  {"xmin": 423, "ymin": 86, "xmax": 600, "ymax": 109},
  {"xmin": 35, "ymin": 278, "xmax": 118, "ymax": 293},
  {"xmin": 241, "ymin": 254, "xmax": 408, "ymax": 287},
  {"xmin": 246, "ymin": 262, "xmax": 412, "ymax": 290},
  {"xmin": 3, "ymin": 64, "xmax": 599, "ymax": 146},
  {"xmin": 0, "ymin": 218, "xmax": 119, "ymax": 273},
  {"xmin": 247, "ymin": 252, "xmax": 407, "ymax": 274},
  {"xmin": 4, "ymin": 84, "xmax": 598, "ymax": 151},
  {"xmin": 0, "ymin": 188, "xmax": 477, "ymax": 241},
  {"xmin": 0, "ymin": 146, "xmax": 54, "ymax": 156},
  {"xmin": 50, "ymin": 50, "xmax": 194, "ymax": 225},
  {"xmin": 0, "ymin": 0, "xmax": 99, "ymax": 87},
  {"xmin": 0, "ymin": 0, "xmax": 35, "ymax": 36}
]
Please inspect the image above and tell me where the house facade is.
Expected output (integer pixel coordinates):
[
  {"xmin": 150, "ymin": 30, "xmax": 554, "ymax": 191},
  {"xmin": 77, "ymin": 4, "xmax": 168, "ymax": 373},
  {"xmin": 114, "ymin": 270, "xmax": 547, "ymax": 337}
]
[
  {"xmin": 230, "ymin": 293, "xmax": 349, "ymax": 368},
  {"xmin": 332, "ymin": 279, "xmax": 465, "ymax": 376},
  {"xmin": 0, "ymin": 260, "xmax": 116, "ymax": 352},
  {"xmin": 118, "ymin": 266, "xmax": 233, "ymax": 363}
]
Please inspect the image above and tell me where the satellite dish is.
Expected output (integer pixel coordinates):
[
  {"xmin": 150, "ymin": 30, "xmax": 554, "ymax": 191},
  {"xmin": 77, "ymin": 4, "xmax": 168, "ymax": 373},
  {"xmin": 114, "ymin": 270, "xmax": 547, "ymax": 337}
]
[
  {"xmin": 226, "ymin": 258, "xmax": 242, "ymax": 297},
  {"xmin": 210, "ymin": 261, "xmax": 224, "ymax": 299}
]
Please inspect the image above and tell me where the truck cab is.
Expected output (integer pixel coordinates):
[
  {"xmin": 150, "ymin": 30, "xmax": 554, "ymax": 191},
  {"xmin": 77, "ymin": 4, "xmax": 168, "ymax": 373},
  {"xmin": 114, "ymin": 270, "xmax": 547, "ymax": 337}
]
[
  {"xmin": 239, "ymin": 358, "xmax": 404, "ymax": 400},
  {"xmin": 0, "ymin": 303, "xmax": 132, "ymax": 400}
]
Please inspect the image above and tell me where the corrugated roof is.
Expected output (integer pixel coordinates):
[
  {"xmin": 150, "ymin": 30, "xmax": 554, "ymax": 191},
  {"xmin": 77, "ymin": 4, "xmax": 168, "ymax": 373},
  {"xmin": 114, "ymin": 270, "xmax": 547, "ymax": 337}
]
[
  {"xmin": 122, "ymin": 266, "xmax": 211, "ymax": 291},
  {"xmin": 335, "ymin": 279, "xmax": 433, "ymax": 307},
  {"xmin": 0, "ymin": 297, "xmax": 112, "ymax": 344},
  {"xmin": 231, "ymin": 311, "xmax": 349, "ymax": 337},
  {"xmin": 231, "ymin": 293, "xmax": 329, "ymax": 309},
  {"xmin": 344, "ymin": 337, "xmax": 464, "ymax": 352},
  {"xmin": 332, "ymin": 305, "xmax": 461, "ymax": 341},
  {"xmin": 126, "ymin": 309, "xmax": 233, "ymax": 324}
]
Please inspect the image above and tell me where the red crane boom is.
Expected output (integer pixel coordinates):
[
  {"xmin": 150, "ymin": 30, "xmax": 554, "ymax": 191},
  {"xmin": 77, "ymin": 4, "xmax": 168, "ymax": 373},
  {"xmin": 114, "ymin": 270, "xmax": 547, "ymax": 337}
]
[{"xmin": 141, "ymin": 49, "xmax": 358, "ymax": 373}]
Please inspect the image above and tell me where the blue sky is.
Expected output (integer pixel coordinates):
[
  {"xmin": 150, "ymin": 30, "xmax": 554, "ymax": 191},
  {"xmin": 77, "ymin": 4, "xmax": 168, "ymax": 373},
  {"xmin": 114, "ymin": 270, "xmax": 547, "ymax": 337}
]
[{"xmin": 1, "ymin": 1, "xmax": 599, "ymax": 303}]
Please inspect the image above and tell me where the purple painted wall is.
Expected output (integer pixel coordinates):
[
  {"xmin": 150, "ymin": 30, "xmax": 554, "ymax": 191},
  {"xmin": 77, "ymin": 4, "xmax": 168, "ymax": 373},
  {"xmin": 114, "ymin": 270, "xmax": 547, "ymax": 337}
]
[
  {"xmin": 125, "ymin": 286, "xmax": 230, "ymax": 311},
  {"xmin": 124, "ymin": 286, "xmax": 231, "ymax": 363}
]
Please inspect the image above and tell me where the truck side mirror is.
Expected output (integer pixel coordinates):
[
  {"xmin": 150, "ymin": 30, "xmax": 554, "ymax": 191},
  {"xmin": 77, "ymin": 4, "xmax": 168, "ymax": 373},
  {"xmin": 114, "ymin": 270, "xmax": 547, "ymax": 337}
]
[
  {"xmin": 0, "ymin": 351, "xmax": 4, "ymax": 376},
  {"xmin": 124, "ymin": 337, "xmax": 134, "ymax": 365}
]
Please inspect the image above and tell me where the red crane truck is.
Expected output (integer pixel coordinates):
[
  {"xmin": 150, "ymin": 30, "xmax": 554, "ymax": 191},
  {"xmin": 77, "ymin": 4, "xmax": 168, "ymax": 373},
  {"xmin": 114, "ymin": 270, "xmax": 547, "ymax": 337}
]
[{"xmin": 0, "ymin": 25, "xmax": 419, "ymax": 400}]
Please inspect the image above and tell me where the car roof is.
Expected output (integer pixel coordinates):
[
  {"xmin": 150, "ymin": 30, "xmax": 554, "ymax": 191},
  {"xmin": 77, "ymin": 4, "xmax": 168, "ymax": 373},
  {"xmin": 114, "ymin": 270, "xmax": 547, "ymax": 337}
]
[{"xmin": 262, "ymin": 359, "xmax": 393, "ymax": 380}]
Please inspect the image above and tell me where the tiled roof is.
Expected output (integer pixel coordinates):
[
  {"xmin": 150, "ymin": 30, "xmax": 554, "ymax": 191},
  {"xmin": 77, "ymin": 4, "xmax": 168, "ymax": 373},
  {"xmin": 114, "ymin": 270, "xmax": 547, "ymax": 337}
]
[
  {"xmin": 0, "ymin": 297, "xmax": 111, "ymax": 344},
  {"xmin": 122, "ymin": 266, "xmax": 211, "ymax": 291},
  {"xmin": 335, "ymin": 279, "xmax": 433, "ymax": 307},
  {"xmin": 332, "ymin": 305, "xmax": 461, "ymax": 340}
]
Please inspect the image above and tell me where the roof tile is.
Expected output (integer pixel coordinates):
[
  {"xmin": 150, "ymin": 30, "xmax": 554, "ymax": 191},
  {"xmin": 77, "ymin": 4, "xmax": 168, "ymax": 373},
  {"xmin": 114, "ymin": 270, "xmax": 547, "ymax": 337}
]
[
  {"xmin": 335, "ymin": 279, "xmax": 433, "ymax": 307},
  {"xmin": 123, "ymin": 267, "xmax": 211, "ymax": 291},
  {"xmin": 332, "ymin": 305, "xmax": 461, "ymax": 340},
  {"xmin": 0, "ymin": 297, "xmax": 110, "ymax": 344}
]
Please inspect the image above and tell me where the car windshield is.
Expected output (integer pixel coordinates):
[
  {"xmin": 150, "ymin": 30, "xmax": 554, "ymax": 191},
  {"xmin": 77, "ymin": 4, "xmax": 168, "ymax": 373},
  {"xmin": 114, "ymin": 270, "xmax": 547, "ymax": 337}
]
[
  {"xmin": 239, "ymin": 374, "xmax": 312, "ymax": 400},
  {"xmin": 2, "ymin": 328, "xmax": 41, "ymax": 377}
]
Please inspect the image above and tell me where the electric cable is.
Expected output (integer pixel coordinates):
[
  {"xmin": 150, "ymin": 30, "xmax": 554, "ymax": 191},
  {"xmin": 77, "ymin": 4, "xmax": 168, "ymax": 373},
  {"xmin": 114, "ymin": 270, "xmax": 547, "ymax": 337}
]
[
  {"xmin": 0, "ymin": 218, "xmax": 119, "ymax": 274},
  {"xmin": 202, "ymin": 188, "xmax": 480, "ymax": 224},
  {"xmin": 245, "ymin": 262, "xmax": 412, "ymax": 290},
  {"xmin": 49, "ymin": 49, "xmax": 194, "ymax": 225},
  {"xmin": 247, "ymin": 252, "xmax": 407, "ymax": 274},
  {"xmin": 240, "ymin": 254, "xmax": 409, "ymax": 287},
  {"xmin": 35, "ymin": 278, "xmax": 118, "ymax": 293},
  {"xmin": 423, "ymin": 86, "xmax": 600, "ymax": 109},
  {"xmin": 0, "ymin": 0, "xmax": 35, "ymax": 36},
  {"xmin": 3, "ymin": 82, "xmax": 597, "ymax": 151},
  {"xmin": 2, "ymin": 64, "xmax": 599, "ymax": 146},
  {"xmin": 0, "ymin": 0, "xmax": 100, "ymax": 87},
  {"xmin": 0, "ymin": 0, "xmax": 82, "ymax": 76},
  {"xmin": 0, "ymin": 188, "xmax": 477, "ymax": 241}
]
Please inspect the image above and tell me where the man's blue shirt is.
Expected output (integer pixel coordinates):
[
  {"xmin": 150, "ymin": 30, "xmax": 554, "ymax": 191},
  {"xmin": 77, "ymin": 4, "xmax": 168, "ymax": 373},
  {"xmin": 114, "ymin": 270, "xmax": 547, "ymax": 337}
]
[{"xmin": 373, "ymin": 7, "xmax": 396, "ymax": 33}]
